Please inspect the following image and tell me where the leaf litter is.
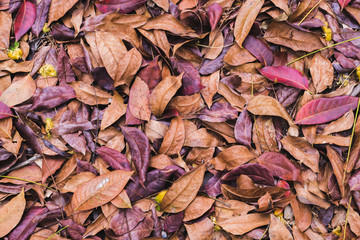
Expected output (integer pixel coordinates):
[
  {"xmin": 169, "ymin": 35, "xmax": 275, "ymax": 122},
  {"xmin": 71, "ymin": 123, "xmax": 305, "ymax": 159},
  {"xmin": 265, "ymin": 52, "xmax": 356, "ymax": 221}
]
[{"xmin": 1, "ymin": 0, "xmax": 360, "ymax": 239}]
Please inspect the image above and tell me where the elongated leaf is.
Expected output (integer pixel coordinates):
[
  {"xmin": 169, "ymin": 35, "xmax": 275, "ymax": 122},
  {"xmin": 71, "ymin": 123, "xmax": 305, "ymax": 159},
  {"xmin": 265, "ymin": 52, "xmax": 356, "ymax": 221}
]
[
  {"xmin": 31, "ymin": 0, "xmax": 51, "ymax": 37},
  {"xmin": 71, "ymin": 170, "xmax": 133, "ymax": 211},
  {"xmin": 338, "ymin": 0, "xmax": 351, "ymax": 9},
  {"xmin": 295, "ymin": 96, "xmax": 359, "ymax": 125},
  {"xmin": 95, "ymin": 0, "xmax": 147, "ymax": 14},
  {"xmin": 207, "ymin": 3, "xmax": 222, "ymax": 30},
  {"xmin": 217, "ymin": 213, "xmax": 270, "ymax": 235},
  {"xmin": 234, "ymin": 0, "xmax": 265, "ymax": 47},
  {"xmin": 199, "ymin": 102, "xmax": 238, "ymax": 122},
  {"xmin": 0, "ymin": 75, "xmax": 36, "ymax": 107},
  {"xmin": 57, "ymin": 45, "xmax": 76, "ymax": 84},
  {"xmin": 100, "ymin": 91, "xmax": 126, "ymax": 130},
  {"xmin": 259, "ymin": 66, "xmax": 309, "ymax": 90},
  {"xmin": 48, "ymin": 0, "xmax": 78, "ymax": 24},
  {"xmin": 121, "ymin": 126, "xmax": 150, "ymax": 187},
  {"xmin": 0, "ymin": 101, "xmax": 12, "ymax": 119},
  {"xmin": 243, "ymin": 35, "xmax": 273, "ymax": 66},
  {"xmin": 150, "ymin": 74, "xmax": 182, "ymax": 117},
  {"xmin": 161, "ymin": 164, "xmax": 206, "ymax": 213},
  {"xmin": 257, "ymin": 152, "xmax": 301, "ymax": 182},
  {"xmin": 128, "ymin": 77, "xmax": 151, "ymax": 121},
  {"xmin": 234, "ymin": 109, "xmax": 252, "ymax": 147},
  {"xmin": 211, "ymin": 145, "xmax": 256, "ymax": 171},
  {"xmin": 96, "ymin": 146, "xmax": 131, "ymax": 171},
  {"xmin": 14, "ymin": 1, "xmax": 36, "ymax": 41},
  {"xmin": 159, "ymin": 117, "xmax": 185, "ymax": 156},
  {"xmin": 0, "ymin": 189, "xmax": 25, "ymax": 237},
  {"xmin": 269, "ymin": 214, "xmax": 293, "ymax": 239}
]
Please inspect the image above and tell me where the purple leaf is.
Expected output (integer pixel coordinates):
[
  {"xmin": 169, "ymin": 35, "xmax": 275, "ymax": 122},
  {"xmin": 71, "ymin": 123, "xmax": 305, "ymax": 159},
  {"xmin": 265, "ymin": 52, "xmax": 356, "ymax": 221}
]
[
  {"xmin": 14, "ymin": 118, "xmax": 42, "ymax": 154},
  {"xmin": 51, "ymin": 24, "xmax": 77, "ymax": 41},
  {"xmin": 57, "ymin": 45, "xmax": 76, "ymax": 84},
  {"xmin": 96, "ymin": 146, "xmax": 131, "ymax": 171},
  {"xmin": 164, "ymin": 212, "xmax": 184, "ymax": 233},
  {"xmin": 92, "ymin": 67, "xmax": 114, "ymax": 91},
  {"xmin": 349, "ymin": 170, "xmax": 360, "ymax": 191},
  {"xmin": 110, "ymin": 207, "xmax": 145, "ymax": 236},
  {"xmin": 30, "ymin": 85, "xmax": 76, "ymax": 111},
  {"xmin": 126, "ymin": 166, "xmax": 182, "ymax": 202},
  {"xmin": 257, "ymin": 152, "xmax": 302, "ymax": 182},
  {"xmin": 77, "ymin": 159, "xmax": 99, "ymax": 175},
  {"xmin": 171, "ymin": 56, "xmax": 204, "ymax": 95},
  {"xmin": 7, "ymin": 207, "xmax": 48, "ymax": 240},
  {"xmin": 14, "ymin": 1, "xmax": 36, "ymax": 41},
  {"xmin": 199, "ymin": 102, "xmax": 238, "ymax": 122},
  {"xmin": 51, "ymin": 121, "xmax": 95, "ymax": 136},
  {"xmin": 243, "ymin": 35, "xmax": 273, "ymax": 66},
  {"xmin": 0, "ymin": 101, "xmax": 12, "ymax": 119},
  {"xmin": 59, "ymin": 219, "xmax": 86, "ymax": 240},
  {"xmin": 138, "ymin": 56, "xmax": 161, "ymax": 92},
  {"xmin": 206, "ymin": 3, "xmax": 222, "ymax": 30},
  {"xmin": 70, "ymin": 57, "xmax": 90, "ymax": 73},
  {"xmin": 200, "ymin": 171, "xmax": 223, "ymax": 197},
  {"xmin": 95, "ymin": 0, "xmax": 147, "ymax": 14},
  {"xmin": 259, "ymin": 66, "xmax": 309, "ymax": 90},
  {"xmin": 276, "ymin": 86, "xmax": 302, "ymax": 108},
  {"xmin": 31, "ymin": 0, "xmax": 51, "ymax": 37},
  {"xmin": 125, "ymin": 103, "xmax": 142, "ymax": 125},
  {"xmin": 121, "ymin": 126, "xmax": 150, "ymax": 187},
  {"xmin": 221, "ymin": 163, "xmax": 275, "ymax": 186},
  {"xmin": 234, "ymin": 109, "xmax": 252, "ymax": 146}
]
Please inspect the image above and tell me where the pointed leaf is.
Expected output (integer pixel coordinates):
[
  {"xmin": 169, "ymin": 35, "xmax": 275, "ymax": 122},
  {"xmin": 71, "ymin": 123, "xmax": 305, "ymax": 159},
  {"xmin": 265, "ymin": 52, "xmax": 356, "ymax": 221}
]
[
  {"xmin": 234, "ymin": 109, "xmax": 252, "ymax": 146},
  {"xmin": 338, "ymin": 0, "xmax": 351, "ymax": 9},
  {"xmin": 269, "ymin": 214, "xmax": 293, "ymax": 239},
  {"xmin": 159, "ymin": 117, "xmax": 185, "ymax": 156},
  {"xmin": 100, "ymin": 91, "xmax": 126, "ymax": 130},
  {"xmin": 71, "ymin": 170, "xmax": 133, "ymax": 211},
  {"xmin": 95, "ymin": 0, "xmax": 147, "ymax": 14},
  {"xmin": 0, "ymin": 101, "xmax": 12, "ymax": 119},
  {"xmin": 0, "ymin": 75, "xmax": 36, "ymax": 107},
  {"xmin": 218, "ymin": 213, "xmax": 270, "ymax": 235},
  {"xmin": 31, "ymin": 0, "xmax": 51, "ymax": 37},
  {"xmin": 0, "ymin": 189, "xmax": 26, "ymax": 237},
  {"xmin": 258, "ymin": 152, "xmax": 301, "ymax": 182},
  {"xmin": 161, "ymin": 164, "xmax": 206, "ymax": 213},
  {"xmin": 121, "ymin": 126, "xmax": 150, "ymax": 187},
  {"xmin": 14, "ymin": 1, "xmax": 36, "ymax": 41},
  {"xmin": 96, "ymin": 146, "xmax": 131, "ymax": 171},
  {"xmin": 128, "ymin": 77, "xmax": 151, "ymax": 121},
  {"xmin": 48, "ymin": 0, "xmax": 78, "ymax": 24},
  {"xmin": 57, "ymin": 45, "xmax": 76, "ymax": 84},
  {"xmin": 206, "ymin": 3, "xmax": 222, "ymax": 30},
  {"xmin": 259, "ymin": 66, "xmax": 309, "ymax": 90},
  {"xmin": 295, "ymin": 96, "xmax": 359, "ymax": 125},
  {"xmin": 243, "ymin": 35, "xmax": 273, "ymax": 66}
]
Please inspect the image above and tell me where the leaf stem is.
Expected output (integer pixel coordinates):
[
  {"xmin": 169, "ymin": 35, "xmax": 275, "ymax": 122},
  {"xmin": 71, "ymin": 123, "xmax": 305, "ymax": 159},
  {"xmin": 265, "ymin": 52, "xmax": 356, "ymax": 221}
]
[
  {"xmin": 297, "ymin": 0, "xmax": 322, "ymax": 26},
  {"xmin": 343, "ymin": 196, "xmax": 352, "ymax": 240},
  {"xmin": 46, "ymin": 225, "xmax": 68, "ymax": 240},
  {"xmin": 0, "ymin": 175, "xmax": 55, "ymax": 191},
  {"xmin": 287, "ymin": 36, "xmax": 360, "ymax": 65}
]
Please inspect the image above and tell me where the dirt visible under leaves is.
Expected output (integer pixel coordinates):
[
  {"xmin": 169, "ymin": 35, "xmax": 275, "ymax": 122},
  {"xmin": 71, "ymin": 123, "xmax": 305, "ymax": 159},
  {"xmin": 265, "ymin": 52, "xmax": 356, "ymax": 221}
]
[{"xmin": 1, "ymin": 0, "xmax": 360, "ymax": 239}]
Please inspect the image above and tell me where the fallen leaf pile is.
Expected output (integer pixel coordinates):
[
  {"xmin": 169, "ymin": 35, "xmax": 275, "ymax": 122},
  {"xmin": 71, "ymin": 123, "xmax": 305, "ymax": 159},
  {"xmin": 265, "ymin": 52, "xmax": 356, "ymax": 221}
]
[{"xmin": 1, "ymin": 0, "xmax": 360, "ymax": 239}]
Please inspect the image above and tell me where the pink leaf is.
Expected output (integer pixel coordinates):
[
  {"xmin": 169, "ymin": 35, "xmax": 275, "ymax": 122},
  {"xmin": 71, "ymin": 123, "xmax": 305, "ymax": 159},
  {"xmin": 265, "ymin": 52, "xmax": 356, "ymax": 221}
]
[
  {"xmin": 257, "ymin": 152, "xmax": 301, "ymax": 182},
  {"xmin": 295, "ymin": 96, "xmax": 359, "ymax": 125},
  {"xmin": 14, "ymin": 1, "xmax": 36, "ymax": 41},
  {"xmin": 338, "ymin": 0, "xmax": 351, "ymax": 9},
  {"xmin": 0, "ymin": 101, "xmax": 12, "ymax": 119},
  {"xmin": 259, "ymin": 66, "xmax": 309, "ymax": 90}
]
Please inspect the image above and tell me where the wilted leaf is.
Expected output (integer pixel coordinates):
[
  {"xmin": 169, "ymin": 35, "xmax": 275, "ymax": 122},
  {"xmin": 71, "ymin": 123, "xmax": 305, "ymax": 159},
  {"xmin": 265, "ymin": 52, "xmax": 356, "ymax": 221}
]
[
  {"xmin": 0, "ymin": 189, "xmax": 25, "ymax": 237},
  {"xmin": 259, "ymin": 66, "xmax": 309, "ymax": 90},
  {"xmin": 257, "ymin": 152, "xmax": 301, "ymax": 182},
  {"xmin": 234, "ymin": 109, "xmax": 252, "ymax": 146},
  {"xmin": 269, "ymin": 214, "xmax": 293, "ymax": 240},
  {"xmin": 211, "ymin": 145, "xmax": 256, "ymax": 171},
  {"xmin": 243, "ymin": 35, "xmax": 273, "ymax": 66},
  {"xmin": 150, "ymin": 74, "xmax": 182, "ymax": 117},
  {"xmin": 71, "ymin": 81, "xmax": 112, "ymax": 105},
  {"xmin": 200, "ymin": 71, "xmax": 220, "ymax": 107},
  {"xmin": 217, "ymin": 213, "xmax": 270, "ymax": 235},
  {"xmin": 347, "ymin": 206, "xmax": 360, "ymax": 236},
  {"xmin": 207, "ymin": 3, "xmax": 222, "ymax": 30},
  {"xmin": 0, "ymin": 75, "xmax": 36, "ymax": 107},
  {"xmin": 121, "ymin": 126, "xmax": 150, "ymax": 187},
  {"xmin": 14, "ymin": 1, "xmax": 36, "ymax": 41},
  {"xmin": 310, "ymin": 53, "xmax": 334, "ymax": 93},
  {"xmin": 71, "ymin": 170, "xmax": 133, "ymax": 211},
  {"xmin": 31, "ymin": 0, "xmax": 51, "ymax": 37},
  {"xmin": 128, "ymin": 77, "xmax": 151, "ymax": 121},
  {"xmin": 338, "ymin": 0, "xmax": 351, "ymax": 9},
  {"xmin": 159, "ymin": 117, "xmax": 185, "ymax": 156},
  {"xmin": 96, "ymin": 146, "xmax": 131, "ymax": 171},
  {"xmin": 95, "ymin": 0, "xmax": 147, "ymax": 14},
  {"xmin": 101, "ymin": 91, "xmax": 126, "ymax": 130},
  {"xmin": 295, "ymin": 96, "xmax": 359, "ymax": 125},
  {"xmin": 185, "ymin": 217, "xmax": 214, "ymax": 239},
  {"xmin": 161, "ymin": 164, "xmax": 206, "ymax": 213},
  {"xmin": 234, "ymin": 0, "xmax": 265, "ymax": 47},
  {"xmin": 48, "ymin": 0, "xmax": 78, "ymax": 24}
]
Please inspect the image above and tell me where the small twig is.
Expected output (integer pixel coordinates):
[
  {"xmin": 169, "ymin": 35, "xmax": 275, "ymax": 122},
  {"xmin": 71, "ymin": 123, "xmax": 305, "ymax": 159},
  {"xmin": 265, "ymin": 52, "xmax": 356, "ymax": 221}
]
[
  {"xmin": 287, "ymin": 36, "xmax": 360, "ymax": 65},
  {"xmin": 343, "ymin": 196, "xmax": 352, "ymax": 240},
  {"xmin": 46, "ymin": 225, "xmax": 68, "ymax": 240},
  {"xmin": 297, "ymin": 0, "xmax": 322, "ymax": 26},
  {"xmin": 0, "ymin": 175, "xmax": 55, "ymax": 191},
  {"xmin": 0, "ymin": 153, "xmax": 41, "ymax": 175}
]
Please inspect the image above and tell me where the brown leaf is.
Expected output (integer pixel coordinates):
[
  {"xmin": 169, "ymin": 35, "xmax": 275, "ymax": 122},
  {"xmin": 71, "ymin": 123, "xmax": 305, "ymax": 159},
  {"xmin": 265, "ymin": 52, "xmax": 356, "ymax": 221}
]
[
  {"xmin": 313, "ymin": 135, "xmax": 351, "ymax": 146},
  {"xmin": 101, "ymin": 91, "xmax": 126, "ymax": 130},
  {"xmin": 269, "ymin": 214, "xmax": 293, "ymax": 240},
  {"xmin": 211, "ymin": 145, "xmax": 256, "ymax": 170},
  {"xmin": 0, "ymin": 11, "xmax": 11, "ymax": 49},
  {"xmin": 247, "ymin": 95, "xmax": 294, "ymax": 127},
  {"xmin": 215, "ymin": 199, "xmax": 255, "ymax": 222},
  {"xmin": 322, "ymin": 110, "xmax": 354, "ymax": 135},
  {"xmin": 310, "ymin": 53, "xmax": 334, "ymax": 93},
  {"xmin": 141, "ymin": 14, "xmax": 197, "ymax": 37},
  {"xmin": 234, "ymin": 0, "xmax": 265, "ymax": 47},
  {"xmin": 168, "ymin": 93, "xmax": 205, "ymax": 118},
  {"xmin": 0, "ymin": 189, "xmax": 25, "ymax": 237},
  {"xmin": 48, "ymin": 0, "xmax": 79, "ymax": 24},
  {"xmin": 71, "ymin": 81, "xmax": 112, "ymax": 105},
  {"xmin": 218, "ymin": 82, "xmax": 246, "ymax": 110},
  {"xmin": 294, "ymin": 183, "xmax": 330, "ymax": 209},
  {"xmin": 263, "ymin": 21, "xmax": 324, "ymax": 52},
  {"xmin": 205, "ymin": 30, "xmax": 224, "ymax": 60},
  {"xmin": 290, "ymin": 198, "xmax": 312, "ymax": 232},
  {"xmin": 184, "ymin": 217, "xmax": 214, "ymax": 240},
  {"xmin": 183, "ymin": 196, "xmax": 215, "ymax": 221},
  {"xmin": 224, "ymin": 43, "xmax": 256, "ymax": 66},
  {"xmin": 252, "ymin": 116, "xmax": 279, "ymax": 153},
  {"xmin": 129, "ymin": 77, "xmax": 151, "ymax": 121},
  {"xmin": 114, "ymin": 48, "xmax": 142, "ymax": 86},
  {"xmin": 83, "ymin": 214, "xmax": 109, "ymax": 238},
  {"xmin": 200, "ymin": 71, "xmax": 220, "ymax": 107},
  {"xmin": 348, "ymin": 206, "xmax": 360, "ymax": 236},
  {"xmin": 281, "ymin": 136, "xmax": 320, "ymax": 173},
  {"xmin": 184, "ymin": 120, "xmax": 219, "ymax": 147},
  {"xmin": 71, "ymin": 170, "xmax": 133, "ymax": 212},
  {"xmin": 161, "ymin": 164, "xmax": 206, "ymax": 213},
  {"xmin": 0, "ymin": 75, "xmax": 36, "ymax": 107},
  {"xmin": 326, "ymin": 145, "xmax": 345, "ymax": 197},
  {"xmin": 217, "ymin": 213, "xmax": 270, "ymax": 235},
  {"xmin": 159, "ymin": 117, "xmax": 185, "ymax": 155},
  {"xmin": 150, "ymin": 74, "xmax": 183, "ymax": 117}
]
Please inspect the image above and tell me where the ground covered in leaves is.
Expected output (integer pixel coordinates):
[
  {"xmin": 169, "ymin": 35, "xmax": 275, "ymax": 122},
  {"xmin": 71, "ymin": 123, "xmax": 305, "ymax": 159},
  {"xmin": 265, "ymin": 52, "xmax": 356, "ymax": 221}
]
[{"xmin": 1, "ymin": 0, "xmax": 360, "ymax": 239}]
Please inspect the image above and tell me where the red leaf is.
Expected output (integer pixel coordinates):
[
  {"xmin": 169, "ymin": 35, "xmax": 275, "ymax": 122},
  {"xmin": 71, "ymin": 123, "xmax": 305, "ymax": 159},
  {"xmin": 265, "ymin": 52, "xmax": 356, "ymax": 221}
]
[
  {"xmin": 14, "ymin": 1, "xmax": 36, "ymax": 41},
  {"xmin": 338, "ymin": 0, "xmax": 351, "ymax": 9},
  {"xmin": 257, "ymin": 152, "xmax": 301, "ymax": 182},
  {"xmin": 0, "ymin": 101, "xmax": 12, "ymax": 119},
  {"xmin": 295, "ymin": 96, "xmax": 359, "ymax": 125},
  {"xmin": 259, "ymin": 66, "xmax": 309, "ymax": 90}
]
